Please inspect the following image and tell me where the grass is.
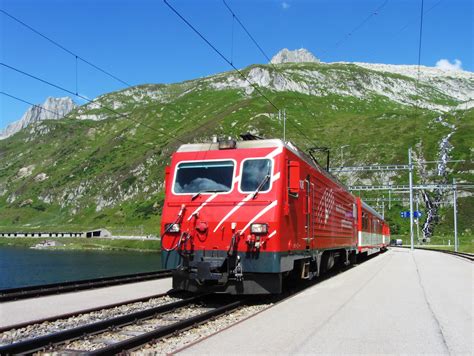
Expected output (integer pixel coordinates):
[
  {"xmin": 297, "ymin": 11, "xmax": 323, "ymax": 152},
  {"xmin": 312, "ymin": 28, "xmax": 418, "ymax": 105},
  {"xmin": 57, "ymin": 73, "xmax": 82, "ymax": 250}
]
[
  {"xmin": 0, "ymin": 62, "xmax": 472, "ymax": 236},
  {"xmin": 392, "ymin": 234, "xmax": 474, "ymax": 253},
  {"xmin": 0, "ymin": 237, "xmax": 161, "ymax": 252}
]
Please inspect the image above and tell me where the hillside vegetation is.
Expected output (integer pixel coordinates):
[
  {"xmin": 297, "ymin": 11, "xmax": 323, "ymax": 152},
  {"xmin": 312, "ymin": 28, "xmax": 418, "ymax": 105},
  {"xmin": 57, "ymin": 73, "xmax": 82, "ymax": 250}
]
[{"xmin": 0, "ymin": 61, "xmax": 472, "ymax": 240}]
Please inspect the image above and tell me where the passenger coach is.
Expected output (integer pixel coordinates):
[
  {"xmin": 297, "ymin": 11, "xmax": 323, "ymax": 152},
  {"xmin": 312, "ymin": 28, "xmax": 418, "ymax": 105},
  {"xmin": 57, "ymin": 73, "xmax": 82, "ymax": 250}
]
[{"xmin": 161, "ymin": 138, "xmax": 389, "ymax": 294}]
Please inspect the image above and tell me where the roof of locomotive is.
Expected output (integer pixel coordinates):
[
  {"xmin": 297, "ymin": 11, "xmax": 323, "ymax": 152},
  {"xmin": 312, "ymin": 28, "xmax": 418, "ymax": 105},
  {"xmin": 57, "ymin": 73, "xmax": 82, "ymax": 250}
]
[
  {"xmin": 176, "ymin": 138, "xmax": 342, "ymax": 187},
  {"xmin": 175, "ymin": 138, "xmax": 385, "ymax": 222},
  {"xmin": 176, "ymin": 139, "xmax": 325, "ymax": 173},
  {"xmin": 176, "ymin": 138, "xmax": 284, "ymax": 152}
]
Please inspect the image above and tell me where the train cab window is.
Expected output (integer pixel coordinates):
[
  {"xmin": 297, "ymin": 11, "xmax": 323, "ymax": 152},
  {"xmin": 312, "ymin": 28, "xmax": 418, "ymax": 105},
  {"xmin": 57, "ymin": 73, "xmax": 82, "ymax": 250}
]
[
  {"xmin": 173, "ymin": 160, "xmax": 234, "ymax": 194},
  {"xmin": 240, "ymin": 159, "xmax": 272, "ymax": 192}
]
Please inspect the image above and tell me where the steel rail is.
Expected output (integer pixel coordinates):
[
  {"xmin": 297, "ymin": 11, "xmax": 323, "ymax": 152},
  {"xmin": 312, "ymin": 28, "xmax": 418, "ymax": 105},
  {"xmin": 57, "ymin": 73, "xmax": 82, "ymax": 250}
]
[
  {"xmin": 0, "ymin": 292, "xmax": 170, "ymax": 333},
  {"xmin": 394, "ymin": 246, "xmax": 473, "ymax": 261},
  {"xmin": 0, "ymin": 295, "xmax": 204, "ymax": 355},
  {"xmin": 0, "ymin": 270, "xmax": 172, "ymax": 302},
  {"xmin": 89, "ymin": 299, "xmax": 244, "ymax": 355}
]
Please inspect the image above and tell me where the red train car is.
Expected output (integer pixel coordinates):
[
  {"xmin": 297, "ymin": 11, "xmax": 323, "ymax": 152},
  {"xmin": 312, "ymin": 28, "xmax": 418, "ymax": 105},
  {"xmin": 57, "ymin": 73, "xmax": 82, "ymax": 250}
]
[
  {"xmin": 357, "ymin": 198, "xmax": 390, "ymax": 254},
  {"xmin": 161, "ymin": 138, "xmax": 389, "ymax": 294}
]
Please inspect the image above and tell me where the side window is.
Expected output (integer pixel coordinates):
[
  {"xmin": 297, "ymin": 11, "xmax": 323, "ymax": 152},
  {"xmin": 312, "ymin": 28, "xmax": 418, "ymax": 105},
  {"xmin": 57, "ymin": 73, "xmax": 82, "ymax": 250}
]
[
  {"xmin": 240, "ymin": 159, "xmax": 272, "ymax": 192},
  {"xmin": 362, "ymin": 213, "xmax": 368, "ymax": 230}
]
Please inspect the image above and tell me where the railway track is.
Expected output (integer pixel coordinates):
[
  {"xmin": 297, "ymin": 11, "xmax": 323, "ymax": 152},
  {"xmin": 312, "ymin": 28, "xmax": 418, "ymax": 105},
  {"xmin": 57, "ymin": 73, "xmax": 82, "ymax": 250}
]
[
  {"xmin": 396, "ymin": 246, "xmax": 474, "ymax": 261},
  {"xmin": 0, "ymin": 270, "xmax": 172, "ymax": 302},
  {"xmin": 0, "ymin": 293, "xmax": 245, "ymax": 355},
  {"xmin": 0, "ymin": 258, "xmax": 363, "ymax": 354}
]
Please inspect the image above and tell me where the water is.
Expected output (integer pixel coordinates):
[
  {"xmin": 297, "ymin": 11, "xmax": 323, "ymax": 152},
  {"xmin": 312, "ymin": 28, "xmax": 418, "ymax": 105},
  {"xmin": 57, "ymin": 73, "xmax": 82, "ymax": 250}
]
[{"xmin": 0, "ymin": 246, "xmax": 162, "ymax": 290}]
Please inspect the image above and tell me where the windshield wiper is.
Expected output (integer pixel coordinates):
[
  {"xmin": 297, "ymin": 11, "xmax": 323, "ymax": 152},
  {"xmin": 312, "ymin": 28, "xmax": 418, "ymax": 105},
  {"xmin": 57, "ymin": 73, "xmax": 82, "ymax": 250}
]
[
  {"xmin": 252, "ymin": 175, "xmax": 270, "ymax": 199},
  {"xmin": 191, "ymin": 189, "xmax": 226, "ymax": 201}
]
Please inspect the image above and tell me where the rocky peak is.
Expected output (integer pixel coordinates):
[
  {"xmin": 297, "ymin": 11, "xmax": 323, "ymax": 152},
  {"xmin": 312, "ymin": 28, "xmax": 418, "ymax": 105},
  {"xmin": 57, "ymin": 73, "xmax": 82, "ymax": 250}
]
[
  {"xmin": 0, "ymin": 96, "xmax": 76, "ymax": 140},
  {"xmin": 270, "ymin": 48, "xmax": 320, "ymax": 64}
]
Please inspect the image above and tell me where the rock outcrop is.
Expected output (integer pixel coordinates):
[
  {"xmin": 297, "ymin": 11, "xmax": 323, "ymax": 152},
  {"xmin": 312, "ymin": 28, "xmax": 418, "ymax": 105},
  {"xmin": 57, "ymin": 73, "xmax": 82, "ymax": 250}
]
[
  {"xmin": 270, "ymin": 48, "xmax": 320, "ymax": 64},
  {"xmin": 0, "ymin": 97, "xmax": 76, "ymax": 140}
]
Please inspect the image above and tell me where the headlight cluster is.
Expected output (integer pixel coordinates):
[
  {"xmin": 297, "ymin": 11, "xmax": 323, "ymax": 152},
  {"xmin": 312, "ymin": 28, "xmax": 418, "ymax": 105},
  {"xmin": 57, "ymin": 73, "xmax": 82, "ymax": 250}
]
[
  {"xmin": 250, "ymin": 223, "xmax": 268, "ymax": 234},
  {"xmin": 165, "ymin": 223, "xmax": 180, "ymax": 233}
]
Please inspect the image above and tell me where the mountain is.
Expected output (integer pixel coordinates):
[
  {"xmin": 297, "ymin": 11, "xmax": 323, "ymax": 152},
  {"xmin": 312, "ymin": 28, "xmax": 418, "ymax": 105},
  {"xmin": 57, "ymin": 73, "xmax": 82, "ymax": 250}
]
[
  {"xmin": 0, "ymin": 51, "xmax": 472, "ymax": 239},
  {"xmin": 0, "ymin": 97, "xmax": 76, "ymax": 140},
  {"xmin": 270, "ymin": 48, "xmax": 320, "ymax": 64}
]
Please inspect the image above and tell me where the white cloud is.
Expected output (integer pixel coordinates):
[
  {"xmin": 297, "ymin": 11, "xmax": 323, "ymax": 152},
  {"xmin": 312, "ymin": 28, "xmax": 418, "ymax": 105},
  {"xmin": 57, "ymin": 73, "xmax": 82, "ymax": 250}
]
[
  {"xmin": 435, "ymin": 59, "xmax": 463, "ymax": 71},
  {"xmin": 281, "ymin": 2, "xmax": 290, "ymax": 10}
]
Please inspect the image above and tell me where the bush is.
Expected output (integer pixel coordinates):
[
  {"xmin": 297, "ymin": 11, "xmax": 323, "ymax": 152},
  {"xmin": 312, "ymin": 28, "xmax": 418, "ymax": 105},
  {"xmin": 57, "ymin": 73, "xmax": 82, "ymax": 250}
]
[{"xmin": 135, "ymin": 201, "xmax": 157, "ymax": 219}]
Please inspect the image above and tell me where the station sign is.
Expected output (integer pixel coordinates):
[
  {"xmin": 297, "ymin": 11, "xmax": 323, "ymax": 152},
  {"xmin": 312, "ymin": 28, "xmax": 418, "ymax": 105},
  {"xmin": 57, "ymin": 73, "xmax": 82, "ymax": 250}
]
[{"xmin": 400, "ymin": 211, "xmax": 423, "ymax": 218}]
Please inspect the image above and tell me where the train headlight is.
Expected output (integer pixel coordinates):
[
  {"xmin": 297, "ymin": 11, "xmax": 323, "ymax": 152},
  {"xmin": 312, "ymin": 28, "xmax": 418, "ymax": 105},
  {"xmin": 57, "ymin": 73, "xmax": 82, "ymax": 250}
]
[
  {"xmin": 165, "ymin": 223, "xmax": 180, "ymax": 233},
  {"xmin": 250, "ymin": 223, "xmax": 268, "ymax": 234}
]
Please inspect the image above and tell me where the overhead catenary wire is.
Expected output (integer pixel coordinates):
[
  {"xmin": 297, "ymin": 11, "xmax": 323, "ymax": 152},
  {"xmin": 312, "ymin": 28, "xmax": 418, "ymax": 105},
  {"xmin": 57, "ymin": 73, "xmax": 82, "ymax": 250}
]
[
  {"xmin": 413, "ymin": 0, "xmax": 425, "ymax": 115},
  {"xmin": 222, "ymin": 0, "xmax": 272, "ymax": 64},
  {"xmin": 1, "ymin": 92, "xmax": 168, "ymax": 154},
  {"xmin": 164, "ymin": 0, "xmax": 316, "ymax": 148},
  {"xmin": 0, "ymin": 62, "xmax": 186, "ymax": 145},
  {"xmin": 230, "ymin": 12, "xmax": 235, "ymax": 65},
  {"xmin": 0, "ymin": 8, "xmax": 153, "ymax": 145},
  {"xmin": 163, "ymin": 0, "xmax": 279, "ymax": 113},
  {"xmin": 221, "ymin": 0, "xmax": 318, "ymax": 147},
  {"xmin": 416, "ymin": 0, "xmax": 425, "ymax": 83},
  {"xmin": 319, "ymin": 0, "xmax": 390, "ymax": 56},
  {"xmin": 0, "ymin": 9, "xmax": 132, "ymax": 88},
  {"xmin": 395, "ymin": 0, "xmax": 442, "ymax": 36}
]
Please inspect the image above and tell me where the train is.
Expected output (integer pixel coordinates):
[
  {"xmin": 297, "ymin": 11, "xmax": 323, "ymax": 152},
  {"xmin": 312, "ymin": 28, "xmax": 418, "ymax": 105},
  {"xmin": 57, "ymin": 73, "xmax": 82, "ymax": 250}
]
[{"xmin": 161, "ymin": 137, "xmax": 390, "ymax": 294}]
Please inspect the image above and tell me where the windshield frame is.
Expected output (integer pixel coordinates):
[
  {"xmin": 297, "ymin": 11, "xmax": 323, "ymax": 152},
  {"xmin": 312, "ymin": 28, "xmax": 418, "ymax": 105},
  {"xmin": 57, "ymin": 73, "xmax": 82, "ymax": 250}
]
[
  {"xmin": 238, "ymin": 157, "xmax": 274, "ymax": 195},
  {"xmin": 171, "ymin": 158, "xmax": 237, "ymax": 196}
]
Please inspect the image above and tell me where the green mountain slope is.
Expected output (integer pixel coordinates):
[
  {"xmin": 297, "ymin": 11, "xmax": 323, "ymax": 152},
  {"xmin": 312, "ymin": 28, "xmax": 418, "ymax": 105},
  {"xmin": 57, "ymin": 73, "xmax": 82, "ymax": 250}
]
[{"xmin": 0, "ymin": 61, "xmax": 473, "ymax": 237}]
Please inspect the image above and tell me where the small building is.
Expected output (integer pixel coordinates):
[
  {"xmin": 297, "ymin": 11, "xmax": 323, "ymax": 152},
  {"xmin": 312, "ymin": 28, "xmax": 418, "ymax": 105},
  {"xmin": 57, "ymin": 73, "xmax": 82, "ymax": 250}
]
[{"xmin": 84, "ymin": 228, "xmax": 112, "ymax": 238}]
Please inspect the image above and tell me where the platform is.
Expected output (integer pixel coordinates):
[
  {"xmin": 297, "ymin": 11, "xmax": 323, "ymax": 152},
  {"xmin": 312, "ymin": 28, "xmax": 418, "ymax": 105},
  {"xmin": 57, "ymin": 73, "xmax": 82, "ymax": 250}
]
[
  {"xmin": 181, "ymin": 249, "xmax": 472, "ymax": 355},
  {"xmin": 0, "ymin": 278, "xmax": 172, "ymax": 329}
]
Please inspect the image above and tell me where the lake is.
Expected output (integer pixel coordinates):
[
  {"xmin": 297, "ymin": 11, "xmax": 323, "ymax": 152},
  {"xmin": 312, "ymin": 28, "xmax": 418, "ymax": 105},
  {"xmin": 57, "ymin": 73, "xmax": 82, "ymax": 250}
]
[{"xmin": 0, "ymin": 246, "xmax": 162, "ymax": 289}]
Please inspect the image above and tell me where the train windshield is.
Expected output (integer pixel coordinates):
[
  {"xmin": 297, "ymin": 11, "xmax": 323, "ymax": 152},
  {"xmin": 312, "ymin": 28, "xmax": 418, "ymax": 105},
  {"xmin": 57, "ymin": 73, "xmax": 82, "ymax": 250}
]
[
  {"xmin": 240, "ymin": 159, "xmax": 272, "ymax": 192},
  {"xmin": 173, "ymin": 160, "xmax": 234, "ymax": 194}
]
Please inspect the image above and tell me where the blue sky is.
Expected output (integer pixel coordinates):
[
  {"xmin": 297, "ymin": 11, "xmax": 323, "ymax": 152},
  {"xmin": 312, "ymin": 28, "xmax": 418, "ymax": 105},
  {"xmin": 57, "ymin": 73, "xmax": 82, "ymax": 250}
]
[{"xmin": 1, "ymin": 0, "xmax": 472, "ymax": 128}]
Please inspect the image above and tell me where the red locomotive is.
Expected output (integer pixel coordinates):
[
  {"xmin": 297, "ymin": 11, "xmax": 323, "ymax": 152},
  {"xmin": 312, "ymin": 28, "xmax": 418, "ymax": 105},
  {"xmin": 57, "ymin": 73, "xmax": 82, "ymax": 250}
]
[{"xmin": 161, "ymin": 137, "xmax": 389, "ymax": 294}]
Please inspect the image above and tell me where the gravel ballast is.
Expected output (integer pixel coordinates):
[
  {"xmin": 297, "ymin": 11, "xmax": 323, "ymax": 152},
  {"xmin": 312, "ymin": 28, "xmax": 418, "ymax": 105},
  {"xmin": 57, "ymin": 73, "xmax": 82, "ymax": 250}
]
[
  {"xmin": 136, "ymin": 303, "xmax": 271, "ymax": 355},
  {"xmin": 0, "ymin": 295, "xmax": 180, "ymax": 346}
]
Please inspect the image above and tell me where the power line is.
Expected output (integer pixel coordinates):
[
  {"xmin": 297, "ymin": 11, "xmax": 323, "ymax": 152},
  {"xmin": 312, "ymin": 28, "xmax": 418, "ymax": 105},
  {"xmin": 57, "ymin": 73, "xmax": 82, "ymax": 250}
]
[
  {"xmin": 222, "ymin": 0, "xmax": 272, "ymax": 64},
  {"xmin": 163, "ymin": 0, "xmax": 279, "ymax": 114},
  {"xmin": 394, "ymin": 0, "xmax": 442, "ymax": 36},
  {"xmin": 1, "ymin": 91, "xmax": 62, "ymax": 119},
  {"xmin": 320, "ymin": 0, "xmax": 390, "ymax": 56},
  {"xmin": 416, "ymin": 0, "xmax": 425, "ymax": 83},
  {"xmin": 413, "ymin": 0, "xmax": 425, "ymax": 115},
  {"xmin": 0, "ymin": 9, "xmax": 132, "ymax": 88},
  {"xmin": 0, "ymin": 92, "xmax": 175, "ymax": 156},
  {"xmin": 0, "ymin": 62, "xmax": 186, "ymax": 144},
  {"xmin": 222, "ymin": 0, "xmax": 314, "ymax": 145},
  {"xmin": 164, "ymin": 0, "xmax": 318, "ymax": 148}
]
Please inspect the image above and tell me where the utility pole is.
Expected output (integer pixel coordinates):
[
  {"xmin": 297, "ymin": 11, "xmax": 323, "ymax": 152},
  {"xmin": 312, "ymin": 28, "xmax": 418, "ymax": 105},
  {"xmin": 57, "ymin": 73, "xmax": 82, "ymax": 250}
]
[
  {"xmin": 409, "ymin": 148, "xmax": 414, "ymax": 250},
  {"xmin": 283, "ymin": 109, "xmax": 286, "ymax": 143},
  {"xmin": 416, "ymin": 197, "xmax": 420, "ymax": 242},
  {"xmin": 389, "ymin": 189, "xmax": 391, "ymax": 210},
  {"xmin": 453, "ymin": 178, "xmax": 458, "ymax": 252}
]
